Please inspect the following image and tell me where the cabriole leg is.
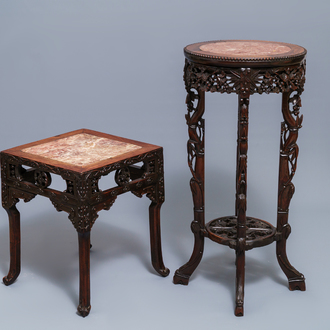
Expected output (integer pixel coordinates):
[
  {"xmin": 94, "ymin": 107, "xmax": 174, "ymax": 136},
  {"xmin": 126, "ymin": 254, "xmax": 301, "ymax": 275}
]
[
  {"xmin": 149, "ymin": 201, "xmax": 170, "ymax": 277},
  {"xmin": 173, "ymin": 86, "xmax": 205, "ymax": 285},
  {"xmin": 3, "ymin": 205, "xmax": 21, "ymax": 285},
  {"xmin": 276, "ymin": 91, "xmax": 305, "ymax": 291}
]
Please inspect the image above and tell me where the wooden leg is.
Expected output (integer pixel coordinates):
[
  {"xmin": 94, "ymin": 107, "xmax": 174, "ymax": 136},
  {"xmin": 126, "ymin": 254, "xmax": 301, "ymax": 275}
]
[
  {"xmin": 276, "ymin": 223, "xmax": 305, "ymax": 291},
  {"xmin": 77, "ymin": 231, "xmax": 91, "ymax": 317},
  {"xmin": 234, "ymin": 93, "xmax": 250, "ymax": 316},
  {"xmin": 276, "ymin": 91, "xmax": 305, "ymax": 291},
  {"xmin": 173, "ymin": 205, "xmax": 205, "ymax": 285},
  {"xmin": 235, "ymin": 247, "xmax": 245, "ymax": 316},
  {"xmin": 149, "ymin": 201, "xmax": 169, "ymax": 277},
  {"xmin": 3, "ymin": 205, "xmax": 21, "ymax": 286},
  {"xmin": 173, "ymin": 88, "xmax": 205, "ymax": 285}
]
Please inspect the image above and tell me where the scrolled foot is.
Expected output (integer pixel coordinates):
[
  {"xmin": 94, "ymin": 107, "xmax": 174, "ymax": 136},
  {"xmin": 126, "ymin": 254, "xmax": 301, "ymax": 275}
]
[
  {"xmin": 3, "ymin": 272, "xmax": 19, "ymax": 286},
  {"xmin": 235, "ymin": 304, "xmax": 244, "ymax": 317},
  {"xmin": 156, "ymin": 267, "xmax": 170, "ymax": 277},
  {"xmin": 289, "ymin": 277, "xmax": 306, "ymax": 291},
  {"xmin": 77, "ymin": 304, "xmax": 91, "ymax": 317},
  {"xmin": 173, "ymin": 270, "xmax": 190, "ymax": 285}
]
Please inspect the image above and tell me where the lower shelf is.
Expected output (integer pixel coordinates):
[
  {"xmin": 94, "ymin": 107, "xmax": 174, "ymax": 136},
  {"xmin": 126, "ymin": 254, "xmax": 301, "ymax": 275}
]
[{"xmin": 205, "ymin": 216, "xmax": 277, "ymax": 250}]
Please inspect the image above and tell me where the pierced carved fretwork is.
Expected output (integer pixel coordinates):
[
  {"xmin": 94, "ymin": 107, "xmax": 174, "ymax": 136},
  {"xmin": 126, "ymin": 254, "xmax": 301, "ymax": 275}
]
[
  {"xmin": 186, "ymin": 88, "xmax": 204, "ymax": 174},
  {"xmin": 276, "ymin": 89, "xmax": 305, "ymax": 289},
  {"xmin": 34, "ymin": 170, "xmax": 52, "ymax": 188},
  {"xmin": 279, "ymin": 91, "xmax": 303, "ymax": 198},
  {"xmin": 184, "ymin": 59, "xmax": 306, "ymax": 95},
  {"xmin": 206, "ymin": 216, "xmax": 276, "ymax": 250},
  {"xmin": 10, "ymin": 188, "xmax": 36, "ymax": 204},
  {"xmin": 145, "ymin": 153, "xmax": 165, "ymax": 203},
  {"xmin": 9, "ymin": 164, "xmax": 16, "ymax": 178},
  {"xmin": 2, "ymin": 184, "xmax": 36, "ymax": 209},
  {"xmin": 90, "ymin": 178, "xmax": 100, "ymax": 194},
  {"xmin": 69, "ymin": 206, "xmax": 99, "ymax": 233},
  {"xmin": 173, "ymin": 84, "xmax": 206, "ymax": 286},
  {"xmin": 1, "ymin": 147, "xmax": 166, "ymax": 233},
  {"xmin": 115, "ymin": 167, "xmax": 131, "ymax": 190},
  {"xmin": 146, "ymin": 159, "xmax": 156, "ymax": 174},
  {"xmin": 176, "ymin": 42, "xmax": 307, "ymax": 315},
  {"xmin": 0, "ymin": 129, "xmax": 169, "ymax": 318},
  {"xmin": 66, "ymin": 180, "xmax": 74, "ymax": 195}
]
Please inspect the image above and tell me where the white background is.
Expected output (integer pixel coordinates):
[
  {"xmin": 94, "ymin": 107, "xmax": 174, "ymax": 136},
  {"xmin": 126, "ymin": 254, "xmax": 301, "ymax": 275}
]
[{"xmin": 0, "ymin": 1, "xmax": 328, "ymax": 329}]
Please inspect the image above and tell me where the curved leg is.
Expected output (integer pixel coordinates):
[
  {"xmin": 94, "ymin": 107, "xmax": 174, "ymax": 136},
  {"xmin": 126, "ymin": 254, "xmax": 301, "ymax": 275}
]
[
  {"xmin": 173, "ymin": 212, "xmax": 205, "ymax": 285},
  {"xmin": 149, "ymin": 201, "xmax": 169, "ymax": 277},
  {"xmin": 276, "ymin": 91, "xmax": 305, "ymax": 291},
  {"xmin": 3, "ymin": 205, "xmax": 21, "ymax": 285},
  {"xmin": 173, "ymin": 84, "xmax": 205, "ymax": 285},
  {"xmin": 77, "ymin": 231, "xmax": 91, "ymax": 317}
]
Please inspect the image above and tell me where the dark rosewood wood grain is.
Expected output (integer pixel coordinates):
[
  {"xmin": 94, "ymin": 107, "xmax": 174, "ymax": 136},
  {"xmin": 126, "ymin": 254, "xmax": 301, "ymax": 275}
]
[
  {"xmin": 173, "ymin": 88, "xmax": 206, "ymax": 285},
  {"xmin": 3, "ymin": 206, "xmax": 21, "ymax": 286},
  {"xmin": 1, "ymin": 130, "xmax": 169, "ymax": 317},
  {"xmin": 78, "ymin": 231, "xmax": 91, "ymax": 317},
  {"xmin": 174, "ymin": 40, "xmax": 306, "ymax": 316},
  {"xmin": 276, "ymin": 92, "xmax": 305, "ymax": 291}
]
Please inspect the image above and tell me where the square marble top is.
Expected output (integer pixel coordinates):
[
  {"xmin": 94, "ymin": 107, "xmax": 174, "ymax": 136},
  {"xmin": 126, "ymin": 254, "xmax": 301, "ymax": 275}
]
[
  {"xmin": 22, "ymin": 133, "xmax": 141, "ymax": 166},
  {"xmin": 1, "ymin": 129, "xmax": 161, "ymax": 172},
  {"xmin": 21, "ymin": 132, "xmax": 142, "ymax": 167}
]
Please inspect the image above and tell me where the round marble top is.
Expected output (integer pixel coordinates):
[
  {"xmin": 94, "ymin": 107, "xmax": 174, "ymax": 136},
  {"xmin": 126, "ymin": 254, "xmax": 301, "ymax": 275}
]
[{"xmin": 184, "ymin": 40, "xmax": 306, "ymax": 67}]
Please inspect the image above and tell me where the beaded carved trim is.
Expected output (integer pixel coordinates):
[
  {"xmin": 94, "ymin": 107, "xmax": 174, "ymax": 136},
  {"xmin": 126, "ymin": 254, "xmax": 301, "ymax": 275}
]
[{"xmin": 184, "ymin": 40, "xmax": 306, "ymax": 64}]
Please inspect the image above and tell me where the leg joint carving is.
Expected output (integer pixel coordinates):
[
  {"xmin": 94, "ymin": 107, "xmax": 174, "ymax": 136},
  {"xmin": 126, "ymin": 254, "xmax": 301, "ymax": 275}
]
[{"xmin": 69, "ymin": 205, "xmax": 99, "ymax": 233}]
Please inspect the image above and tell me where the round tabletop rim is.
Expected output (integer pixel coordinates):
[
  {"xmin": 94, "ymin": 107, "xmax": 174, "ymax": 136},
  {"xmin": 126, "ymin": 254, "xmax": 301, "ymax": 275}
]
[{"xmin": 184, "ymin": 40, "xmax": 307, "ymax": 67}]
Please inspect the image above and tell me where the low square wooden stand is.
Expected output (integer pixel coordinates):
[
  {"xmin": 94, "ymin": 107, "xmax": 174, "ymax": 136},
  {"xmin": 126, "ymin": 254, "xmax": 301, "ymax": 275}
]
[{"xmin": 1, "ymin": 129, "xmax": 169, "ymax": 317}]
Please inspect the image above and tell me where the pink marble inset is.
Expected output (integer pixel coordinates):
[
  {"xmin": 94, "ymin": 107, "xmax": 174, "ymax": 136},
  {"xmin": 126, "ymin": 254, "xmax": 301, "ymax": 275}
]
[
  {"xmin": 22, "ymin": 133, "xmax": 142, "ymax": 166},
  {"xmin": 200, "ymin": 41, "xmax": 291, "ymax": 57}
]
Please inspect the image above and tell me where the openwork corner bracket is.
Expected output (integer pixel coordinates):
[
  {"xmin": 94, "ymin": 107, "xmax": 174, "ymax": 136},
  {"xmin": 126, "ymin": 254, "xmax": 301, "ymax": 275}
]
[
  {"xmin": 145, "ymin": 175, "xmax": 165, "ymax": 204},
  {"xmin": 68, "ymin": 205, "xmax": 99, "ymax": 233},
  {"xmin": 1, "ymin": 183, "xmax": 36, "ymax": 209}
]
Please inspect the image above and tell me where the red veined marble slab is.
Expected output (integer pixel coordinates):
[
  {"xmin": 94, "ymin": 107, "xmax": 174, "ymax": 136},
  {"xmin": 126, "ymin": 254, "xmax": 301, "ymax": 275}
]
[
  {"xmin": 22, "ymin": 133, "xmax": 142, "ymax": 167},
  {"xmin": 184, "ymin": 40, "xmax": 307, "ymax": 67},
  {"xmin": 199, "ymin": 41, "xmax": 291, "ymax": 57}
]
